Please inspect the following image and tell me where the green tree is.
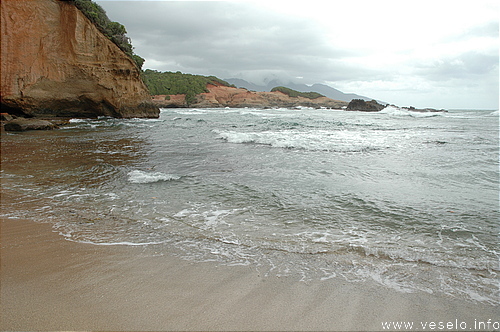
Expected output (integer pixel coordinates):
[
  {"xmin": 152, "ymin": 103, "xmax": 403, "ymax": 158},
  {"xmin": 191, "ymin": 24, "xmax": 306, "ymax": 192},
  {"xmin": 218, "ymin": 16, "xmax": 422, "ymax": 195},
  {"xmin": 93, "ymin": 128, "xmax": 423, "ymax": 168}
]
[
  {"xmin": 271, "ymin": 86, "xmax": 324, "ymax": 99},
  {"xmin": 132, "ymin": 55, "xmax": 145, "ymax": 70},
  {"xmin": 141, "ymin": 70, "xmax": 235, "ymax": 104},
  {"xmin": 107, "ymin": 21, "xmax": 126, "ymax": 36}
]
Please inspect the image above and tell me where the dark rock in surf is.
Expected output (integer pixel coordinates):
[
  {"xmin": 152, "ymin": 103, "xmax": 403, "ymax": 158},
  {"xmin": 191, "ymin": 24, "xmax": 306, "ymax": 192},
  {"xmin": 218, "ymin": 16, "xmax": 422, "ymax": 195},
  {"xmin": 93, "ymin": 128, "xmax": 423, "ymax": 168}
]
[
  {"xmin": 4, "ymin": 118, "xmax": 59, "ymax": 131},
  {"xmin": 405, "ymin": 106, "xmax": 447, "ymax": 113},
  {"xmin": 1, "ymin": 113, "xmax": 14, "ymax": 121},
  {"xmin": 346, "ymin": 99, "xmax": 386, "ymax": 112}
]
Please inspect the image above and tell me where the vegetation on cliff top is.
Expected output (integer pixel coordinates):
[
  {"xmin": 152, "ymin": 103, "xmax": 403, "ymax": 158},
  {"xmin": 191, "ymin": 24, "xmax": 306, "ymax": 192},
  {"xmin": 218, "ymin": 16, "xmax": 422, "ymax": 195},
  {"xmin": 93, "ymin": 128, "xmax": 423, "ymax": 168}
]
[
  {"xmin": 72, "ymin": 0, "xmax": 145, "ymax": 69},
  {"xmin": 142, "ymin": 70, "xmax": 235, "ymax": 105},
  {"xmin": 271, "ymin": 86, "xmax": 325, "ymax": 99},
  {"xmin": 71, "ymin": 0, "xmax": 232, "ymax": 103}
]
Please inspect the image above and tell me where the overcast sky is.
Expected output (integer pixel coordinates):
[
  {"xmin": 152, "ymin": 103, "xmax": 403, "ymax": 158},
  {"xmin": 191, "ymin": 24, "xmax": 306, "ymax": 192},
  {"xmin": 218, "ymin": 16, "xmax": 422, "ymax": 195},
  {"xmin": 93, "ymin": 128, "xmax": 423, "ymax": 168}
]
[{"xmin": 97, "ymin": 0, "xmax": 498, "ymax": 109}]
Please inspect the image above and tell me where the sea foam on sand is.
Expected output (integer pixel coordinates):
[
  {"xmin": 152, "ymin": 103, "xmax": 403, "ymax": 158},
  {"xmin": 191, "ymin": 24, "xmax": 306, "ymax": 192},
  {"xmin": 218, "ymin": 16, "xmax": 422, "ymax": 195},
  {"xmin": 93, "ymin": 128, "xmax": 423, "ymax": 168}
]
[{"xmin": 1, "ymin": 215, "xmax": 498, "ymax": 331}]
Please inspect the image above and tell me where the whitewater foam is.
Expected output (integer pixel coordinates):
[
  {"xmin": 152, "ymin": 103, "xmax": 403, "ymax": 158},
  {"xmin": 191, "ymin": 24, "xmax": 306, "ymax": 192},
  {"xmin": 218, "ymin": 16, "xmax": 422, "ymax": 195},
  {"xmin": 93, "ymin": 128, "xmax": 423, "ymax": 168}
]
[
  {"xmin": 216, "ymin": 129, "xmax": 386, "ymax": 152},
  {"xmin": 69, "ymin": 118, "xmax": 88, "ymax": 123},
  {"xmin": 380, "ymin": 105, "xmax": 443, "ymax": 118},
  {"xmin": 127, "ymin": 170, "xmax": 180, "ymax": 184},
  {"xmin": 74, "ymin": 239, "xmax": 168, "ymax": 246},
  {"xmin": 4, "ymin": 107, "xmax": 497, "ymax": 305}
]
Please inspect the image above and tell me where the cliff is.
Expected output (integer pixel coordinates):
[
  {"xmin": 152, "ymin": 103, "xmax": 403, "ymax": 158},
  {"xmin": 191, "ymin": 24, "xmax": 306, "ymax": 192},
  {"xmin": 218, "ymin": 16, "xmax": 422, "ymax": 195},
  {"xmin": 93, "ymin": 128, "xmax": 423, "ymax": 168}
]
[
  {"xmin": 151, "ymin": 83, "xmax": 348, "ymax": 109},
  {"xmin": 1, "ymin": 0, "xmax": 159, "ymax": 118}
]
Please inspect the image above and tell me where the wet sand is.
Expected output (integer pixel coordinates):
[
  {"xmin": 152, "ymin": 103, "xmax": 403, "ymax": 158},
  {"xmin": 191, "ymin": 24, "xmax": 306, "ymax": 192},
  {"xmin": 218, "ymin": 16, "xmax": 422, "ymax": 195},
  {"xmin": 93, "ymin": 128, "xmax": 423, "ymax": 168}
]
[{"xmin": 1, "ymin": 216, "xmax": 498, "ymax": 331}]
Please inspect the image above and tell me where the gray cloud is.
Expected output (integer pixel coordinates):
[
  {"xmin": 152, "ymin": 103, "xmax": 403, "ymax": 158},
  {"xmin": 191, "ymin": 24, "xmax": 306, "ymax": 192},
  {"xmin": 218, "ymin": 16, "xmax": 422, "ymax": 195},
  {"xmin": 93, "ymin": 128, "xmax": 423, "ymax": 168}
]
[
  {"xmin": 98, "ymin": 1, "xmax": 354, "ymax": 80},
  {"xmin": 97, "ymin": 1, "xmax": 499, "ymax": 109},
  {"xmin": 416, "ymin": 52, "xmax": 499, "ymax": 81},
  {"xmin": 448, "ymin": 21, "xmax": 499, "ymax": 41}
]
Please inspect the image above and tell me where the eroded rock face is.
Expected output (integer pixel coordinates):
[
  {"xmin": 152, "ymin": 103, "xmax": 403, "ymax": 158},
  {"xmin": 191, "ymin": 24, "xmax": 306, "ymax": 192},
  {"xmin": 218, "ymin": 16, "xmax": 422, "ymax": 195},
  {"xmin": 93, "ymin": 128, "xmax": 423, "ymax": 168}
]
[{"xmin": 1, "ymin": 0, "xmax": 159, "ymax": 118}]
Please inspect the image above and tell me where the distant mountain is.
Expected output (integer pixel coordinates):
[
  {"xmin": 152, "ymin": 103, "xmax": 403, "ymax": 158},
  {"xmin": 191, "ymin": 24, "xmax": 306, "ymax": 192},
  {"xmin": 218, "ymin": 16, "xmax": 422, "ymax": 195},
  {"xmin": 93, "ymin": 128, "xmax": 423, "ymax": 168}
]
[
  {"xmin": 225, "ymin": 78, "xmax": 385, "ymax": 104},
  {"xmin": 223, "ymin": 78, "xmax": 267, "ymax": 93}
]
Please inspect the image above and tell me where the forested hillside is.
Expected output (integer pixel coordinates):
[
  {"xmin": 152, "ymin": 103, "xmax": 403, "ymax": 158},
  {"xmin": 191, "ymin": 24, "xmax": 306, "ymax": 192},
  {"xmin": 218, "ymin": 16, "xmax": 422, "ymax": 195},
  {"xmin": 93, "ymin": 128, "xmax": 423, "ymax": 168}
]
[
  {"xmin": 270, "ymin": 86, "xmax": 324, "ymax": 99},
  {"xmin": 142, "ymin": 70, "xmax": 235, "ymax": 104}
]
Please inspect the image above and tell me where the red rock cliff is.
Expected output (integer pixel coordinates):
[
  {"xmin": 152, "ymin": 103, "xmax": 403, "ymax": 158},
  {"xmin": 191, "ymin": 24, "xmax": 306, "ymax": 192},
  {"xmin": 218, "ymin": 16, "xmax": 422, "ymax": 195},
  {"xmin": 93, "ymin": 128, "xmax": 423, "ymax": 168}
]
[
  {"xmin": 1, "ymin": 0, "xmax": 159, "ymax": 118},
  {"xmin": 151, "ymin": 84, "xmax": 348, "ymax": 109}
]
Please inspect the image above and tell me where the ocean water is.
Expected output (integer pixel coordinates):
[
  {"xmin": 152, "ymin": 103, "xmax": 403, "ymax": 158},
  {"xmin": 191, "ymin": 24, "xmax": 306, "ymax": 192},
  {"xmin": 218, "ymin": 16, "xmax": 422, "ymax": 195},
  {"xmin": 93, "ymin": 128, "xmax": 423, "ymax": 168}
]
[{"xmin": 1, "ymin": 107, "xmax": 498, "ymax": 304}]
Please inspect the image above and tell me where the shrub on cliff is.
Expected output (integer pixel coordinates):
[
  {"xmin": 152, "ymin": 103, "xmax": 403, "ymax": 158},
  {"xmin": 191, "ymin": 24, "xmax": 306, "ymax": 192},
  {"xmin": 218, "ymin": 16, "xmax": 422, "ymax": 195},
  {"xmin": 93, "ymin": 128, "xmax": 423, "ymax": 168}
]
[
  {"xmin": 142, "ymin": 70, "xmax": 235, "ymax": 105},
  {"xmin": 132, "ymin": 55, "xmax": 145, "ymax": 70},
  {"xmin": 271, "ymin": 86, "xmax": 324, "ymax": 99},
  {"xmin": 72, "ymin": 0, "xmax": 143, "ymax": 69},
  {"xmin": 73, "ymin": 0, "xmax": 109, "ymax": 28}
]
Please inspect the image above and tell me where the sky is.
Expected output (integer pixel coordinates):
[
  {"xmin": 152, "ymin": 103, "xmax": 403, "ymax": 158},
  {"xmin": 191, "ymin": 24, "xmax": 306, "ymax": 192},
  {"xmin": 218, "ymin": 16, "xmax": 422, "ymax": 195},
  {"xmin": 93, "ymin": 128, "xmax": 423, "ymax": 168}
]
[{"xmin": 96, "ymin": 0, "xmax": 499, "ymax": 109}]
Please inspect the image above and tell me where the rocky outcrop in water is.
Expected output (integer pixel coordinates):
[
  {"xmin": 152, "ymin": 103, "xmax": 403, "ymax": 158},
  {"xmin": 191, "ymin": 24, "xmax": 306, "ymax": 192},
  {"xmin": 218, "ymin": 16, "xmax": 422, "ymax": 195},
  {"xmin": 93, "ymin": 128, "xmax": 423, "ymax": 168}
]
[
  {"xmin": 346, "ymin": 99, "xmax": 386, "ymax": 112},
  {"xmin": 403, "ymin": 106, "xmax": 447, "ymax": 113},
  {"xmin": 3, "ymin": 118, "xmax": 60, "ymax": 131},
  {"xmin": 151, "ymin": 83, "xmax": 348, "ymax": 109},
  {"xmin": 1, "ymin": 0, "xmax": 159, "ymax": 119}
]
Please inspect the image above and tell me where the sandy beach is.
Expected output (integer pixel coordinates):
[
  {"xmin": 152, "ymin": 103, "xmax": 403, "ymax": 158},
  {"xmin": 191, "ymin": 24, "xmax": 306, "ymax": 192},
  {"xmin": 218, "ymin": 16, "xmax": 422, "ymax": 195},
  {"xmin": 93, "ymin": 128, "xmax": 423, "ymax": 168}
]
[{"xmin": 0, "ymin": 214, "xmax": 497, "ymax": 331}]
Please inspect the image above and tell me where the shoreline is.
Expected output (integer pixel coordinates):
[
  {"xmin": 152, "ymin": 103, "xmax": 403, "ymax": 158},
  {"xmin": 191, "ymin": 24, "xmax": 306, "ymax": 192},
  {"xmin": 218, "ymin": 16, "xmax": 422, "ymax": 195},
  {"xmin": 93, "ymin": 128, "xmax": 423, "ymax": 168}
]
[{"xmin": 1, "ymin": 216, "xmax": 497, "ymax": 331}]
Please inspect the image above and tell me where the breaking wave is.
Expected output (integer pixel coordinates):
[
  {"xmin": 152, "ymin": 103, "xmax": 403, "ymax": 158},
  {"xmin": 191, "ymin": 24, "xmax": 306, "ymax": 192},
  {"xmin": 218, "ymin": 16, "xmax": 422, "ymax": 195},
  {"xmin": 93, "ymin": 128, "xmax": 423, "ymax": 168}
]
[
  {"xmin": 127, "ymin": 170, "xmax": 181, "ymax": 184},
  {"xmin": 379, "ymin": 105, "xmax": 444, "ymax": 118},
  {"xmin": 215, "ymin": 130, "xmax": 385, "ymax": 152}
]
